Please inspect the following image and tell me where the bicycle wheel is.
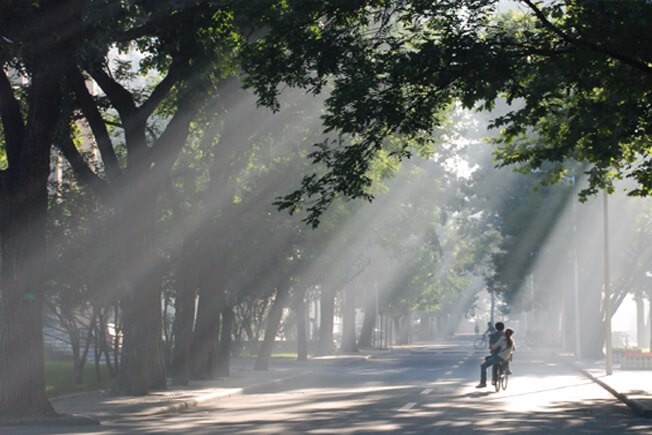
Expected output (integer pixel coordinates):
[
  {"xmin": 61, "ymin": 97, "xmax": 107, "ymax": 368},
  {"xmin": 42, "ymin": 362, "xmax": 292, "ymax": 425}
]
[
  {"xmin": 494, "ymin": 365, "xmax": 503, "ymax": 392},
  {"xmin": 501, "ymin": 371, "xmax": 509, "ymax": 390},
  {"xmin": 473, "ymin": 337, "xmax": 486, "ymax": 350}
]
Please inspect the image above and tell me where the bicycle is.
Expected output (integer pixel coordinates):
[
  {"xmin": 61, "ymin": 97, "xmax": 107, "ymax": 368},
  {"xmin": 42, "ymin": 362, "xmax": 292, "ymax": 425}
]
[
  {"xmin": 473, "ymin": 334, "xmax": 488, "ymax": 350},
  {"xmin": 494, "ymin": 360, "xmax": 509, "ymax": 392}
]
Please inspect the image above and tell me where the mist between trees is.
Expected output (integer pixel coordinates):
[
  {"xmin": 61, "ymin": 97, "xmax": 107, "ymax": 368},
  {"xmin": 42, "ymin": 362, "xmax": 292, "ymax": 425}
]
[{"xmin": 1, "ymin": 0, "xmax": 651, "ymax": 421}]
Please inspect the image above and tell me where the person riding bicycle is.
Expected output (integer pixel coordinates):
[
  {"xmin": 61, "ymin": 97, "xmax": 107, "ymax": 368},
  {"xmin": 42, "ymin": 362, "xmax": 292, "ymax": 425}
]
[
  {"xmin": 488, "ymin": 321, "xmax": 504, "ymax": 349},
  {"xmin": 488, "ymin": 321, "xmax": 513, "ymax": 374},
  {"xmin": 476, "ymin": 328, "xmax": 515, "ymax": 388}
]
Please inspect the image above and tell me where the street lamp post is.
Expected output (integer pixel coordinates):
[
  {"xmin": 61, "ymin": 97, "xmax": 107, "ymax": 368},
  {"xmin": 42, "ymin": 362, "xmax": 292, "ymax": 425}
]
[{"xmin": 603, "ymin": 190, "xmax": 613, "ymax": 375}]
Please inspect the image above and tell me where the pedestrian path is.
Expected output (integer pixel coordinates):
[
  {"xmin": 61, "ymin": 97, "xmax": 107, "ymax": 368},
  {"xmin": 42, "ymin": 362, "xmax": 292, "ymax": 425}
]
[
  {"xmin": 563, "ymin": 356, "xmax": 652, "ymax": 418},
  {"xmin": 50, "ymin": 357, "xmax": 317, "ymax": 422}
]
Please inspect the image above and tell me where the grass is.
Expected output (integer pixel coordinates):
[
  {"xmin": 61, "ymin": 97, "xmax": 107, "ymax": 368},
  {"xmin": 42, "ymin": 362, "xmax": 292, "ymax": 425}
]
[
  {"xmin": 45, "ymin": 360, "xmax": 113, "ymax": 397},
  {"xmin": 45, "ymin": 352, "xmax": 302, "ymax": 397},
  {"xmin": 237, "ymin": 352, "xmax": 299, "ymax": 360}
]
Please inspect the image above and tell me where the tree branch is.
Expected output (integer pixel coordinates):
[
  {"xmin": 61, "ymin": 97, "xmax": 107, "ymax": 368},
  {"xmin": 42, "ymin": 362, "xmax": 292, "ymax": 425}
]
[
  {"xmin": 0, "ymin": 68, "xmax": 25, "ymax": 168},
  {"xmin": 88, "ymin": 67, "xmax": 137, "ymax": 119},
  {"xmin": 138, "ymin": 60, "xmax": 184, "ymax": 120},
  {"xmin": 521, "ymin": 0, "xmax": 652, "ymax": 75},
  {"xmin": 67, "ymin": 67, "xmax": 122, "ymax": 181},
  {"xmin": 56, "ymin": 128, "xmax": 110, "ymax": 199}
]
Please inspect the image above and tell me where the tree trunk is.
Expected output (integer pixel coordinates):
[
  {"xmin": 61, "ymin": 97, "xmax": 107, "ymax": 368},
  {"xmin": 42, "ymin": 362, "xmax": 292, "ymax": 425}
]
[
  {"xmin": 358, "ymin": 297, "xmax": 376, "ymax": 349},
  {"xmin": 215, "ymin": 306, "xmax": 235, "ymax": 377},
  {"xmin": 317, "ymin": 287, "xmax": 335, "ymax": 356},
  {"xmin": 114, "ymin": 283, "xmax": 150, "ymax": 396},
  {"xmin": 146, "ymin": 286, "xmax": 166, "ymax": 390},
  {"xmin": 191, "ymin": 286, "xmax": 221, "ymax": 379},
  {"xmin": 295, "ymin": 289, "xmax": 309, "ymax": 361},
  {"xmin": 340, "ymin": 286, "xmax": 358, "ymax": 353},
  {"xmin": 171, "ymin": 263, "xmax": 196, "ymax": 386},
  {"xmin": 635, "ymin": 292, "xmax": 645, "ymax": 348},
  {"xmin": 0, "ymin": 57, "xmax": 64, "ymax": 418},
  {"xmin": 580, "ymin": 276, "xmax": 604, "ymax": 358},
  {"xmin": 648, "ymin": 289, "xmax": 652, "ymax": 351},
  {"xmin": 255, "ymin": 286, "xmax": 290, "ymax": 371}
]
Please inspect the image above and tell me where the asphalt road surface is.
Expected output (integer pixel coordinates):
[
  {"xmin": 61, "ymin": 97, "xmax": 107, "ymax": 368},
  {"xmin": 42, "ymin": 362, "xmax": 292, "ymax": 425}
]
[{"xmin": 5, "ymin": 338, "xmax": 652, "ymax": 434}]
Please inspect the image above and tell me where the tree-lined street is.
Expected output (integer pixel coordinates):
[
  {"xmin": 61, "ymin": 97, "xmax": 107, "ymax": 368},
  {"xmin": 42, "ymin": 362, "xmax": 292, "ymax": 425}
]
[
  {"xmin": 5, "ymin": 336, "xmax": 651, "ymax": 434},
  {"xmin": 1, "ymin": 1, "xmax": 651, "ymax": 430}
]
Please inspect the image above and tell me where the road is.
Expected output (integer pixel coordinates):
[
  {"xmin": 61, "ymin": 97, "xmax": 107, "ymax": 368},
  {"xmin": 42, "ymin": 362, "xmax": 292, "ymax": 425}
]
[{"xmin": 5, "ymin": 337, "xmax": 652, "ymax": 434}]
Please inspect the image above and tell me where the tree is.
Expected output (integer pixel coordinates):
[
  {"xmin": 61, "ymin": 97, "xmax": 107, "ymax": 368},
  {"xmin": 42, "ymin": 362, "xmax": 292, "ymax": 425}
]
[
  {"xmin": 1, "ymin": 0, "xmax": 247, "ymax": 410},
  {"xmin": 0, "ymin": 0, "xmax": 86, "ymax": 418},
  {"xmin": 241, "ymin": 0, "xmax": 652, "ymax": 226},
  {"xmin": 57, "ymin": 3, "xmax": 242, "ymax": 395}
]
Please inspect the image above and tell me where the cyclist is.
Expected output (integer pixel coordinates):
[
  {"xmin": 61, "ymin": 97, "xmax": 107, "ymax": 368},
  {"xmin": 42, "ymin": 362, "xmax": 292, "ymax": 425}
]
[
  {"xmin": 476, "ymin": 328, "xmax": 515, "ymax": 388},
  {"xmin": 488, "ymin": 321, "xmax": 504, "ymax": 349},
  {"xmin": 488, "ymin": 321, "xmax": 513, "ymax": 374}
]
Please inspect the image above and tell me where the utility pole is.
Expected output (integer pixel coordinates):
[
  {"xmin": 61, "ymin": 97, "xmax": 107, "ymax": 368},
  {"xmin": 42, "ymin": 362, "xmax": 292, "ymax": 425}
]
[
  {"xmin": 571, "ymin": 176, "xmax": 582, "ymax": 359},
  {"xmin": 490, "ymin": 289, "xmax": 495, "ymax": 325},
  {"xmin": 603, "ymin": 191, "xmax": 613, "ymax": 375}
]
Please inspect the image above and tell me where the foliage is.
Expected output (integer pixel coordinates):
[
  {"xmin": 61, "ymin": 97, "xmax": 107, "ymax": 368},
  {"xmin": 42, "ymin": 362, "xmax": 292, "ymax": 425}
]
[{"xmin": 242, "ymin": 0, "xmax": 652, "ymax": 226}]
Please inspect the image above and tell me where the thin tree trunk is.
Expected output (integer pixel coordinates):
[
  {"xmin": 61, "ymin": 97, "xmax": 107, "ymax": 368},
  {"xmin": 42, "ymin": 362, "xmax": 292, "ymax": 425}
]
[
  {"xmin": 358, "ymin": 296, "xmax": 376, "ymax": 349},
  {"xmin": 648, "ymin": 289, "xmax": 652, "ymax": 351},
  {"xmin": 295, "ymin": 289, "xmax": 308, "ymax": 361},
  {"xmin": 317, "ymin": 287, "xmax": 335, "ymax": 356},
  {"xmin": 635, "ymin": 292, "xmax": 645, "ymax": 348},
  {"xmin": 215, "ymin": 306, "xmax": 235, "ymax": 377},
  {"xmin": 341, "ymin": 286, "xmax": 358, "ymax": 353},
  {"xmin": 74, "ymin": 312, "xmax": 96, "ymax": 384},
  {"xmin": 172, "ymin": 263, "xmax": 196, "ymax": 386},
  {"xmin": 255, "ymin": 286, "xmax": 290, "ymax": 371},
  {"xmin": 191, "ymin": 287, "xmax": 221, "ymax": 379}
]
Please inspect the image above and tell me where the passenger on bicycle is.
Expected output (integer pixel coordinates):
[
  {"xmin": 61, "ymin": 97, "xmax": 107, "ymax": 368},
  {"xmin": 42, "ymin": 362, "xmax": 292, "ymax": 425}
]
[{"xmin": 476, "ymin": 328, "xmax": 515, "ymax": 388}]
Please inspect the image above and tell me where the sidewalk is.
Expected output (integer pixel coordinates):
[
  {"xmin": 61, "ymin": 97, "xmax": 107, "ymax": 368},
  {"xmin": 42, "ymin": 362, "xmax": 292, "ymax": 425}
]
[
  {"xmin": 48, "ymin": 354, "xmax": 368, "ymax": 425},
  {"xmin": 560, "ymin": 356, "xmax": 652, "ymax": 418}
]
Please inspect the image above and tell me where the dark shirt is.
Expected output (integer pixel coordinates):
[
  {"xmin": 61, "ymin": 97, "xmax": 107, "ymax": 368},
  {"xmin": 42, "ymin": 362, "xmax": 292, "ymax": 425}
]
[{"xmin": 489, "ymin": 330, "xmax": 504, "ymax": 353}]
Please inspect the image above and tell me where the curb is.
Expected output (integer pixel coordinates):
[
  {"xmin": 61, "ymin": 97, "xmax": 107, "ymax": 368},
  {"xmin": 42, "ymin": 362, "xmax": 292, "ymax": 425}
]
[
  {"xmin": 561, "ymin": 359, "xmax": 652, "ymax": 418},
  {"xmin": 138, "ymin": 370, "xmax": 313, "ymax": 416},
  {"xmin": 0, "ymin": 414, "xmax": 100, "ymax": 427},
  {"xmin": 576, "ymin": 367, "xmax": 652, "ymax": 418}
]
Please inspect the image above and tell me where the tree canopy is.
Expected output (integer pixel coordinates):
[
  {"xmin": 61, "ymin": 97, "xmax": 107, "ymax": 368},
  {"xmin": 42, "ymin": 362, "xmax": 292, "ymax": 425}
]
[{"xmin": 242, "ymin": 0, "xmax": 652, "ymax": 225}]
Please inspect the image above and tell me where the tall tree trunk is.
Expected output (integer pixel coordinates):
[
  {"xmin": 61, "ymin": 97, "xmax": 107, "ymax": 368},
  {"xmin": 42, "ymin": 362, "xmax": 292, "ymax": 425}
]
[
  {"xmin": 340, "ymin": 286, "xmax": 358, "ymax": 353},
  {"xmin": 648, "ymin": 289, "xmax": 652, "ymax": 351},
  {"xmin": 114, "ymin": 283, "xmax": 149, "ymax": 396},
  {"xmin": 295, "ymin": 288, "xmax": 309, "ymax": 361},
  {"xmin": 113, "ymin": 198, "xmax": 166, "ymax": 394},
  {"xmin": 358, "ymin": 295, "xmax": 376, "ymax": 349},
  {"xmin": 0, "ymin": 56, "xmax": 65, "ymax": 418},
  {"xmin": 317, "ymin": 287, "xmax": 335, "ymax": 356},
  {"xmin": 191, "ymin": 286, "xmax": 221, "ymax": 379},
  {"xmin": 580, "ymin": 275, "xmax": 604, "ymax": 358},
  {"xmin": 172, "ymin": 260, "xmax": 196, "ymax": 386},
  {"xmin": 635, "ymin": 292, "xmax": 645, "ymax": 348},
  {"xmin": 215, "ymin": 306, "xmax": 235, "ymax": 377},
  {"xmin": 255, "ymin": 286, "xmax": 290, "ymax": 371}
]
